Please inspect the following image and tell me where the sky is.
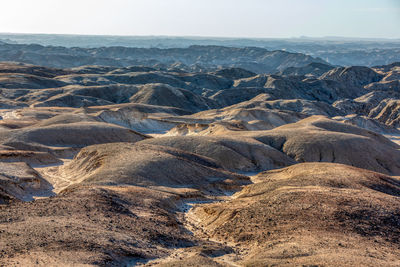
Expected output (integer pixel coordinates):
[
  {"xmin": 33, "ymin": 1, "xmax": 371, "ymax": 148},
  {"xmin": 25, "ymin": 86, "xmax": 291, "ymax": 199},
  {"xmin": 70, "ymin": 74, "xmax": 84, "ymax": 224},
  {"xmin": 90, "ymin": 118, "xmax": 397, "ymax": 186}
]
[{"xmin": 0, "ymin": 0, "xmax": 399, "ymax": 38}]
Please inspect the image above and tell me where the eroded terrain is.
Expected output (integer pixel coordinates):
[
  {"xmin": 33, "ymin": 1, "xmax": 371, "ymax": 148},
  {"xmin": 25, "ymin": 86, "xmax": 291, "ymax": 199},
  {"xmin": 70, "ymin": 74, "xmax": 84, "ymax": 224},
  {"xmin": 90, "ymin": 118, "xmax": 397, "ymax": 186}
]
[{"xmin": 0, "ymin": 48, "xmax": 399, "ymax": 266}]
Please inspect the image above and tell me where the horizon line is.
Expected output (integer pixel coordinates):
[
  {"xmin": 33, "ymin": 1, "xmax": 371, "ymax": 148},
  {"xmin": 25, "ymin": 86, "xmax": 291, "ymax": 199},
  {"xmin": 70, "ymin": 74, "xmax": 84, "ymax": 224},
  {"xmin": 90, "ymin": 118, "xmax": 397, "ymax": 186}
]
[{"xmin": 1, "ymin": 32, "xmax": 400, "ymax": 41}]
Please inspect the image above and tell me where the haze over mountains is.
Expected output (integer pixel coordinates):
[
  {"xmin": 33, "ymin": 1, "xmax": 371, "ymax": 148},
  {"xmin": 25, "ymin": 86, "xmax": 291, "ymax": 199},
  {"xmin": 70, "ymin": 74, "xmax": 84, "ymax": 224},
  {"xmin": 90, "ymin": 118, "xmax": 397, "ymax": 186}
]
[{"xmin": 0, "ymin": 35, "xmax": 400, "ymax": 266}]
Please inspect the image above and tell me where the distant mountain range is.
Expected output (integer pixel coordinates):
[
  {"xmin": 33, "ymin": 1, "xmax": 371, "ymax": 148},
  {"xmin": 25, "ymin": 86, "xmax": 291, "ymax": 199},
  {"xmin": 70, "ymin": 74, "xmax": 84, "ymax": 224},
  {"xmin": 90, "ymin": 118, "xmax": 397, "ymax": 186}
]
[
  {"xmin": 1, "ymin": 33, "xmax": 400, "ymax": 66},
  {"xmin": 0, "ymin": 43, "xmax": 328, "ymax": 73}
]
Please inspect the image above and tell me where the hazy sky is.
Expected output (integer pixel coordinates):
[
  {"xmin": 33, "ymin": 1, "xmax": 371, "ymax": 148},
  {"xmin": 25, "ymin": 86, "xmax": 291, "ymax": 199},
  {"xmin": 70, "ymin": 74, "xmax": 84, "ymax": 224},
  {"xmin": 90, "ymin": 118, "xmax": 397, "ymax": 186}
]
[{"xmin": 1, "ymin": 0, "xmax": 399, "ymax": 38}]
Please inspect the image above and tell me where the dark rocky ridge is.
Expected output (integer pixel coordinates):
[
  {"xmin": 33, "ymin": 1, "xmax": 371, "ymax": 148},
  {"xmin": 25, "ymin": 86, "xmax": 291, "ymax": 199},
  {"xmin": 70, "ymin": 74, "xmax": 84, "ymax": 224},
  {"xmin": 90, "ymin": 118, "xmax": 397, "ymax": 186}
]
[
  {"xmin": 0, "ymin": 43, "xmax": 328, "ymax": 73},
  {"xmin": 2, "ymin": 33, "xmax": 400, "ymax": 66}
]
